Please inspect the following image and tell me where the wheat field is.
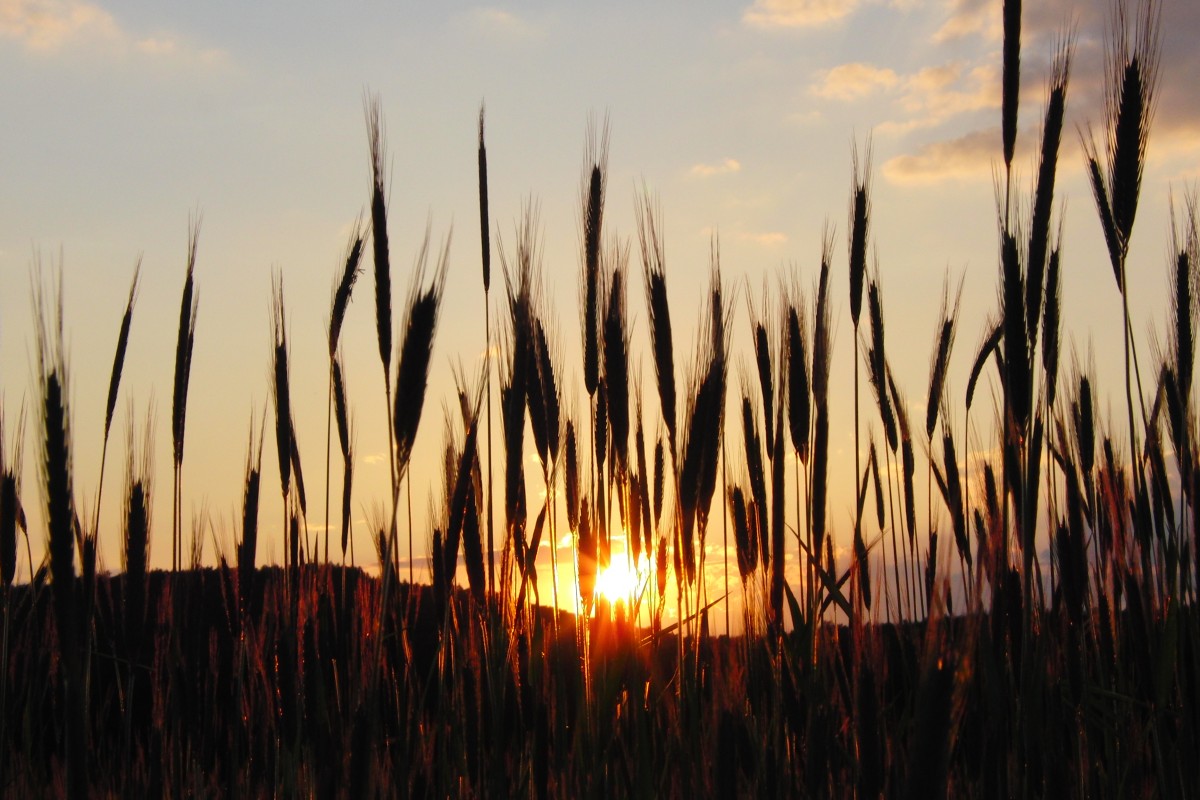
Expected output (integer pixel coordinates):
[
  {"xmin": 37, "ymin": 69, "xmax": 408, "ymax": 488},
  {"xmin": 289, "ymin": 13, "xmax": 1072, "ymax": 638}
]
[{"xmin": 1, "ymin": 0, "xmax": 1198, "ymax": 796}]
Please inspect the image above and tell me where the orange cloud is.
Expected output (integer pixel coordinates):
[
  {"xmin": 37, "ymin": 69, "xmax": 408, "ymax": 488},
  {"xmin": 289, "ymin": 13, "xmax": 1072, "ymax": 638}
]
[
  {"xmin": 0, "ymin": 0, "xmax": 118, "ymax": 51},
  {"xmin": 813, "ymin": 58, "xmax": 998, "ymax": 135},
  {"xmin": 0, "ymin": 0, "xmax": 228, "ymax": 65},
  {"xmin": 811, "ymin": 63, "xmax": 900, "ymax": 100},
  {"xmin": 882, "ymin": 128, "xmax": 999, "ymax": 184},
  {"xmin": 738, "ymin": 231, "xmax": 788, "ymax": 246},
  {"xmin": 690, "ymin": 158, "xmax": 743, "ymax": 177},
  {"xmin": 743, "ymin": 0, "xmax": 858, "ymax": 29}
]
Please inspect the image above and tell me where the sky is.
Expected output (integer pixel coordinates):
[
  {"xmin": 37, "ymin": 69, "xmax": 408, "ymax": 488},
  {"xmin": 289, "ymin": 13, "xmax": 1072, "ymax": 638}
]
[{"xmin": 1, "ymin": 0, "xmax": 1198, "ymax": 628}]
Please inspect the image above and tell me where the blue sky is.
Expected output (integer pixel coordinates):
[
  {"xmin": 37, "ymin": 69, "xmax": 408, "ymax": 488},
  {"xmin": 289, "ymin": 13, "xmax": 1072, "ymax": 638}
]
[{"xmin": 2, "ymin": 0, "xmax": 1198, "ymax": 625}]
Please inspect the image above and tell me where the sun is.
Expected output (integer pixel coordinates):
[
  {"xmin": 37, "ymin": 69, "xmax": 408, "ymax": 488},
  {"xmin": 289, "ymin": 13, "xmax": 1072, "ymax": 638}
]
[{"xmin": 594, "ymin": 558, "xmax": 640, "ymax": 604}]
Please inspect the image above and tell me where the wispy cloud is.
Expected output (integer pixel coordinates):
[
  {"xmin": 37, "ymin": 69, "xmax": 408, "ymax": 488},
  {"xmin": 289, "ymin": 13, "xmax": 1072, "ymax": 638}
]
[
  {"xmin": 812, "ymin": 59, "xmax": 997, "ymax": 134},
  {"xmin": 787, "ymin": 109, "xmax": 824, "ymax": 127},
  {"xmin": 0, "ymin": 0, "xmax": 228, "ymax": 65},
  {"xmin": 811, "ymin": 63, "xmax": 899, "ymax": 100},
  {"xmin": 933, "ymin": 0, "xmax": 1103, "ymax": 46},
  {"xmin": 931, "ymin": 0, "xmax": 996, "ymax": 44},
  {"xmin": 888, "ymin": 0, "xmax": 1200, "ymax": 185},
  {"xmin": 0, "ymin": 0, "xmax": 119, "ymax": 51},
  {"xmin": 737, "ymin": 230, "xmax": 788, "ymax": 246},
  {"xmin": 690, "ymin": 158, "xmax": 742, "ymax": 177},
  {"xmin": 882, "ymin": 128, "xmax": 998, "ymax": 184},
  {"xmin": 884, "ymin": 62, "xmax": 998, "ymax": 133},
  {"xmin": 743, "ymin": 0, "xmax": 859, "ymax": 30},
  {"xmin": 462, "ymin": 7, "xmax": 546, "ymax": 40}
]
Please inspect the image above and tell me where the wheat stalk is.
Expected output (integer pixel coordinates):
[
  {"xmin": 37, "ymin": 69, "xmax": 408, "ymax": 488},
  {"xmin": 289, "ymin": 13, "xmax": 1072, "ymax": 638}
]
[
  {"xmin": 475, "ymin": 105, "xmax": 500, "ymax": 604},
  {"xmin": 581, "ymin": 116, "xmax": 609, "ymax": 400},
  {"xmin": 1026, "ymin": 39, "xmax": 1072, "ymax": 349},
  {"xmin": 638, "ymin": 189, "xmax": 678, "ymax": 459},
  {"xmin": 171, "ymin": 222, "xmax": 200, "ymax": 571},
  {"xmin": 33, "ymin": 266, "xmax": 87, "ymax": 798},
  {"xmin": 602, "ymin": 244, "xmax": 631, "ymax": 475},
  {"xmin": 94, "ymin": 261, "xmax": 140, "ymax": 548},
  {"xmin": 393, "ymin": 227, "xmax": 451, "ymax": 583},
  {"xmin": 271, "ymin": 273, "xmax": 295, "ymax": 570},
  {"xmin": 0, "ymin": 407, "xmax": 23, "ymax": 589},
  {"xmin": 121, "ymin": 401, "xmax": 153, "ymax": 654},
  {"xmin": 1002, "ymin": 0, "xmax": 1021, "ymax": 175},
  {"xmin": 324, "ymin": 221, "xmax": 364, "ymax": 563}
]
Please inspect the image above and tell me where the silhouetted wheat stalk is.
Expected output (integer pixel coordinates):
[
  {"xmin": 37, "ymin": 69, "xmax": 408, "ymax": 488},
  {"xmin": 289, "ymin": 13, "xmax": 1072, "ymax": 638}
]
[
  {"xmin": 392, "ymin": 226, "xmax": 451, "ymax": 583},
  {"xmin": 171, "ymin": 223, "xmax": 199, "ymax": 572},
  {"xmin": 0, "ymin": 403, "xmax": 26, "ymax": 770},
  {"xmin": 0, "ymin": 409, "xmax": 22, "ymax": 590},
  {"xmin": 121, "ymin": 402, "xmax": 153, "ymax": 650},
  {"xmin": 785, "ymin": 278, "xmax": 811, "ymax": 607},
  {"xmin": 93, "ymin": 260, "xmax": 139, "ymax": 556},
  {"xmin": 365, "ymin": 94, "xmax": 399, "ymax": 582},
  {"xmin": 848, "ymin": 139, "xmax": 872, "ymax": 616},
  {"xmin": 332, "ymin": 352, "xmax": 354, "ymax": 563},
  {"xmin": 271, "ymin": 273, "xmax": 296, "ymax": 574},
  {"xmin": 1082, "ymin": 0, "xmax": 1160, "ymax": 482},
  {"xmin": 325, "ymin": 221, "xmax": 363, "ymax": 564},
  {"xmin": 33, "ymin": 268, "xmax": 87, "ymax": 799},
  {"xmin": 478, "ymin": 103, "xmax": 497, "ymax": 600},
  {"xmin": 239, "ymin": 413, "xmax": 264, "ymax": 607}
]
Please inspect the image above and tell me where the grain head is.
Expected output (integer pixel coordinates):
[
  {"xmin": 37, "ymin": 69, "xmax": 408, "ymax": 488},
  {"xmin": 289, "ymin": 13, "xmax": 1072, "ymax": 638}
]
[
  {"xmin": 1026, "ymin": 37, "xmax": 1073, "ymax": 347},
  {"xmin": 104, "ymin": 260, "xmax": 140, "ymax": 442},
  {"xmin": 637, "ymin": 188, "xmax": 678, "ymax": 455},
  {"xmin": 329, "ymin": 217, "xmax": 365, "ymax": 359},
  {"xmin": 393, "ymin": 226, "xmax": 451, "ymax": 481},
  {"xmin": 849, "ymin": 139, "xmax": 872, "ymax": 328},
  {"xmin": 926, "ymin": 272, "xmax": 963, "ymax": 439},
  {"xmin": 1002, "ymin": 0, "xmax": 1022, "ymax": 170},
  {"xmin": 478, "ymin": 103, "xmax": 491, "ymax": 294},
  {"xmin": 271, "ymin": 273, "xmax": 294, "ymax": 501},
  {"xmin": 581, "ymin": 116, "xmax": 610, "ymax": 398},
  {"xmin": 602, "ymin": 243, "xmax": 631, "ymax": 473},
  {"xmin": 365, "ymin": 94, "xmax": 392, "ymax": 372},
  {"xmin": 172, "ymin": 222, "xmax": 200, "ymax": 470}
]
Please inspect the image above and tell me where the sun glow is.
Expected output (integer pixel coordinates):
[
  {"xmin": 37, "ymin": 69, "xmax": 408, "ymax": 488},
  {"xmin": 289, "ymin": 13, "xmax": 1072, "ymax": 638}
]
[{"xmin": 594, "ymin": 558, "xmax": 641, "ymax": 604}]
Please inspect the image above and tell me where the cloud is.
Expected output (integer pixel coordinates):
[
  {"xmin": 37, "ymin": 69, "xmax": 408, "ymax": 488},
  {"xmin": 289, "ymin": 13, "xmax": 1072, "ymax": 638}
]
[
  {"xmin": 882, "ymin": 127, "xmax": 1000, "ymax": 184},
  {"xmin": 889, "ymin": 62, "xmax": 999, "ymax": 131},
  {"xmin": 690, "ymin": 158, "xmax": 742, "ymax": 177},
  {"xmin": 0, "ymin": 0, "xmax": 228, "ymax": 65},
  {"xmin": 811, "ymin": 63, "xmax": 900, "ymax": 100},
  {"xmin": 738, "ymin": 230, "xmax": 788, "ymax": 246},
  {"xmin": 880, "ymin": 123, "xmax": 1051, "ymax": 183},
  {"xmin": 931, "ymin": 0, "xmax": 995, "ymax": 44},
  {"xmin": 881, "ymin": 0, "xmax": 1200, "ymax": 186},
  {"xmin": 743, "ymin": 0, "xmax": 859, "ymax": 29},
  {"xmin": 787, "ymin": 109, "xmax": 824, "ymax": 127},
  {"xmin": 932, "ymin": 0, "xmax": 1115, "ymax": 46},
  {"xmin": 463, "ymin": 7, "xmax": 545, "ymax": 40},
  {"xmin": 0, "ymin": 0, "xmax": 118, "ymax": 50},
  {"xmin": 813, "ymin": 59, "xmax": 997, "ymax": 133}
]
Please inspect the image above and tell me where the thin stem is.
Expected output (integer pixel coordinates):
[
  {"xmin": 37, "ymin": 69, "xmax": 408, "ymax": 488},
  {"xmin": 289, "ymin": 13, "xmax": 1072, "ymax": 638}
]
[
  {"xmin": 722, "ymin": 443, "xmax": 730, "ymax": 636},
  {"xmin": 853, "ymin": 330, "xmax": 862, "ymax": 613},
  {"xmin": 324, "ymin": 365, "xmax": 333, "ymax": 565},
  {"xmin": 485, "ymin": 293, "xmax": 495, "ymax": 601},
  {"xmin": 407, "ymin": 470, "xmax": 414, "ymax": 585},
  {"xmin": 885, "ymin": 445, "xmax": 903, "ymax": 621},
  {"xmin": 92, "ymin": 433, "xmax": 111, "ymax": 562},
  {"xmin": 547, "ymin": 461, "xmax": 560, "ymax": 643}
]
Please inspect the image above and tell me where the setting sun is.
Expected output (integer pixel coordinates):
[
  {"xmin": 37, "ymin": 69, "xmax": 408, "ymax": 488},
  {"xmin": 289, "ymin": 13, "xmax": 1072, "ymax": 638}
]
[{"xmin": 593, "ymin": 558, "xmax": 641, "ymax": 604}]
